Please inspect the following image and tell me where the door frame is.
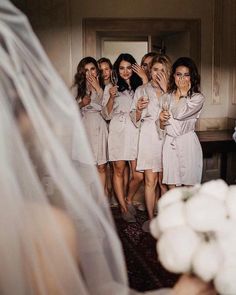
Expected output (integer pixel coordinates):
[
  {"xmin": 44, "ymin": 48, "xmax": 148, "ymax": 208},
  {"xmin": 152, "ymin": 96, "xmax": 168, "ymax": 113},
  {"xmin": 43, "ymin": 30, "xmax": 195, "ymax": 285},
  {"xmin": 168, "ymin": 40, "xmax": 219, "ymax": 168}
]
[{"xmin": 82, "ymin": 18, "xmax": 201, "ymax": 67}]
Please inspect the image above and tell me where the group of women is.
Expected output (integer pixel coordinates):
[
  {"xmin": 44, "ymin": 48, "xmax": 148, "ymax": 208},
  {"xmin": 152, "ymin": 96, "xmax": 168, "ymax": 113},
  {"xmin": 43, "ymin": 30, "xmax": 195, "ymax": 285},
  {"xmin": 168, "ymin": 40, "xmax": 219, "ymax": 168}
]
[
  {"xmin": 0, "ymin": 1, "xmax": 216, "ymax": 294},
  {"xmin": 73, "ymin": 52, "xmax": 205, "ymax": 231}
]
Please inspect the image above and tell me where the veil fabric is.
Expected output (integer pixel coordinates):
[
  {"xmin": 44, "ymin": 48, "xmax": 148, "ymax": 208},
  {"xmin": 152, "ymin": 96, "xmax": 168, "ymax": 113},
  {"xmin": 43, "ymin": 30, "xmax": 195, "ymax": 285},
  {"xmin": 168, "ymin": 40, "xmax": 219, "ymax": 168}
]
[{"xmin": 0, "ymin": 1, "xmax": 172, "ymax": 294}]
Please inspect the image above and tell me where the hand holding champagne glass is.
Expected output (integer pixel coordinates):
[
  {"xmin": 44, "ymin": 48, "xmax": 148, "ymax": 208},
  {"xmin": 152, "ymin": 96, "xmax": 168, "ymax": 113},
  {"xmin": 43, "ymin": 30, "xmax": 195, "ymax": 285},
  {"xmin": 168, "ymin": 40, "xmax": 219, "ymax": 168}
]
[
  {"xmin": 110, "ymin": 70, "xmax": 119, "ymax": 97},
  {"xmin": 140, "ymin": 87, "xmax": 151, "ymax": 118},
  {"xmin": 161, "ymin": 95, "xmax": 171, "ymax": 125}
]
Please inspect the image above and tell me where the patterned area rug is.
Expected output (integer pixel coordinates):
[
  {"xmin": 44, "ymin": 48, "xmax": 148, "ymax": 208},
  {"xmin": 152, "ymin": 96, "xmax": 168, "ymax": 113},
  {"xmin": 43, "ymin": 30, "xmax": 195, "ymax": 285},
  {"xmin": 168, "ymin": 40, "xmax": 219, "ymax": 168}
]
[{"xmin": 112, "ymin": 207, "xmax": 179, "ymax": 292}]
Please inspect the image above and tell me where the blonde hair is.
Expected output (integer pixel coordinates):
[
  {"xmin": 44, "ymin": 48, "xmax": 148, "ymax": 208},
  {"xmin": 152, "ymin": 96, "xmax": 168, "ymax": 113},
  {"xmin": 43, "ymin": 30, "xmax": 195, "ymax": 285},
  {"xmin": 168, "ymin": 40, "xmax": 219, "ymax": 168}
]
[{"xmin": 150, "ymin": 54, "xmax": 172, "ymax": 79}]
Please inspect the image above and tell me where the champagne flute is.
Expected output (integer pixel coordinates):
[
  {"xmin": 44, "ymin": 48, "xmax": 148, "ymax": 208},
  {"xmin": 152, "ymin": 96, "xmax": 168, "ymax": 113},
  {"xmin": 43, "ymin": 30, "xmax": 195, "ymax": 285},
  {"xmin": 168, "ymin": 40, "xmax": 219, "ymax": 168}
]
[
  {"xmin": 141, "ymin": 87, "xmax": 151, "ymax": 118},
  {"xmin": 161, "ymin": 95, "xmax": 171, "ymax": 125},
  {"xmin": 110, "ymin": 70, "xmax": 119, "ymax": 96}
]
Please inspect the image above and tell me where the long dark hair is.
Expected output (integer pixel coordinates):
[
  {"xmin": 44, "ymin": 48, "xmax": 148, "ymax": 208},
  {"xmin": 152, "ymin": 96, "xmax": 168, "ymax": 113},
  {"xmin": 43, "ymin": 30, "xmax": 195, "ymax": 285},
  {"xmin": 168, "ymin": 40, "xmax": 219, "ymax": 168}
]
[
  {"xmin": 73, "ymin": 56, "xmax": 102, "ymax": 99},
  {"xmin": 113, "ymin": 53, "xmax": 142, "ymax": 92},
  {"xmin": 168, "ymin": 57, "xmax": 200, "ymax": 96}
]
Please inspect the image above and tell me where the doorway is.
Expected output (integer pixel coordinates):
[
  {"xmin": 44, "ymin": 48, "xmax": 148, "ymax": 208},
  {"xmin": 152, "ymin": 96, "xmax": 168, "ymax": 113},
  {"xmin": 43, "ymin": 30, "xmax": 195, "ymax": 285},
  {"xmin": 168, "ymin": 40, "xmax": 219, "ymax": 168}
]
[
  {"xmin": 102, "ymin": 40, "xmax": 148, "ymax": 64},
  {"xmin": 82, "ymin": 18, "xmax": 200, "ymax": 66}
]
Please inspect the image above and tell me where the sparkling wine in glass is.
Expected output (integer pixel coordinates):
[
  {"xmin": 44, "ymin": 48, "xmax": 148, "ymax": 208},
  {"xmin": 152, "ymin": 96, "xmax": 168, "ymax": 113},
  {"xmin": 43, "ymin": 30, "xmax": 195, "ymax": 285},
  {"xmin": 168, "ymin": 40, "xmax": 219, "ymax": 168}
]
[
  {"xmin": 161, "ymin": 96, "xmax": 171, "ymax": 125},
  {"xmin": 141, "ymin": 87, "xmax": 151, "ymax": 118},
  {"xmin": 111, "ymin": 70, "xmax": 119, "ymax": 96},
  {"xmin": 111, "ymin": 70, "xmax": 118, "ymax": 85}
]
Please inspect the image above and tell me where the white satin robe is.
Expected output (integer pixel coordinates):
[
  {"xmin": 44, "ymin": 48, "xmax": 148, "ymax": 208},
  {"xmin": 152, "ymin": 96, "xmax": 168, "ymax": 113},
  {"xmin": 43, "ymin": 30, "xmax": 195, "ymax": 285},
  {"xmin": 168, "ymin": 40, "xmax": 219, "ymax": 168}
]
[{"xmin": 160, "ymin": 92, "xmax": 204, "ymax": 186}]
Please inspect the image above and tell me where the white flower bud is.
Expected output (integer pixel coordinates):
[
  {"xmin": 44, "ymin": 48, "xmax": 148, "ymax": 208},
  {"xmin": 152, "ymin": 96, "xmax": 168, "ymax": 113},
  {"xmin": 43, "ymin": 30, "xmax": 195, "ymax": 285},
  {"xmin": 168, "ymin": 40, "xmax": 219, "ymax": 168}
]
[
  {"xmin": 185, "ymin": 194, "xmax": 227, "ymax": 232},
  {"xmin": 154, "ymin": 181, "xmax": 236, "ymax": 294},
  {"xmin": 157, "ymin": 225, "xmax": 201, "ymax": 273},
  {"xmin": 216, "ymin": 220, "xmax": 236, "ymax": 266},
  {"xmin": 150, "ymin": 217, "xmax": 161, "ymax": 240},
  {"xmin": 192, "ymin": 239, "xmax": 223, "ymax": 282},
  {"xmin": 158, "ymin": 187, "xmax": 184, "ymax": 212},
  {"xmin": 199, "ymin": 179, "xmax": 229, "ymax": 202},
  {"xmin": 157, "ymin": 201, "xmax": 186, "ymax": 232},
  {"xmin": 214, "ymin": 266, "xmax": 236, "ymax": 295}
]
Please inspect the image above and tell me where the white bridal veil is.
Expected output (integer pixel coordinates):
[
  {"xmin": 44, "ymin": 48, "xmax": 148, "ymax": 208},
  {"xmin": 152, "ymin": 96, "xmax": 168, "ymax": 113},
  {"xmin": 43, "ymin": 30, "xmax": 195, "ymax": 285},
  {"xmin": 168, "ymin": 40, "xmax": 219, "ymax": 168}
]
[{"xmin": 0, "ymin": 1, "xmax": 171, "ymax": 294}]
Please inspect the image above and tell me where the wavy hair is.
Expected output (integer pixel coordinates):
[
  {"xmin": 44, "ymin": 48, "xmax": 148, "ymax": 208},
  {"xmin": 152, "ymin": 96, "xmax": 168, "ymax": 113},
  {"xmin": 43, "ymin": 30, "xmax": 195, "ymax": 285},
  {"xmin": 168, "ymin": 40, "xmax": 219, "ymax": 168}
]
[
  {"xmin": 113, "ymin": 53, "xmax": 142, "ymax": 92},
  {"xmin": 168, "ymin": 57, "xmax": 200, "ymax": 96},
  {"xmin": 150, "ymin": 54, "xmax": 172, "ymax": 81},
  {"xmin": 141, "ymin": 52, "xmax": 157, "ymax": 67},
  {"xmin": 97, "ymin": 57, "xmax": 112, "ymax": 70},
  {"xmin": 73, "ymin": 56, "xmax": 102, "ymax": 99},
  {"xmin": 97, "ymin": 57, "xmax": 113, "ymax": 88}
]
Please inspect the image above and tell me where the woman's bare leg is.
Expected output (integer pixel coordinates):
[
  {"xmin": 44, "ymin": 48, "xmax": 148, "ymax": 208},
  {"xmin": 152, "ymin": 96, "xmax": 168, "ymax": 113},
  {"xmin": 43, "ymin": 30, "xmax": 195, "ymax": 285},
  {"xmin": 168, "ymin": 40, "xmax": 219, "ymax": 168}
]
[
  {"xmin": 97, "ymin": 163, "xmax": 107, "ymax": 193},
  {"xmin": 112, "ymin": 160, "xmax": 128, "ymax": 212},
  {"xmin": 123, "ymin": 162, "xmax": 130, "ymax": 196},
  {"xmin": 105, "ymin": 162, "xmax": 113, "ymax": 201},
  {"xmin": 144, "ymin": 170, "xmax": 158, "ymax": 220},
  {"xmin": 126, "ymin": 160, "xmax": 143, "ymax": 204},
  {"xmin": 158, "ymin": 171, "xmax": 168, "ymax": 198}
]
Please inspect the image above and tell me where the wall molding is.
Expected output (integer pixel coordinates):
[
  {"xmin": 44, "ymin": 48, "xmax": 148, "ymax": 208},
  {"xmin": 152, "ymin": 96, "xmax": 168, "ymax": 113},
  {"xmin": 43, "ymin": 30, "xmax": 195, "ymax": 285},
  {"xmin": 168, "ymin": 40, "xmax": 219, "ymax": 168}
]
[
  {"xmin": 230, "ymin": 0, "xmax": 236, "ymax": 105},
  {"xmin": 198, "ymin": 117, "xmax": 236, "ymax": 131},
  {"xmin": 211, "ymin": 0, "xmax": 223, "ymax": 105}
]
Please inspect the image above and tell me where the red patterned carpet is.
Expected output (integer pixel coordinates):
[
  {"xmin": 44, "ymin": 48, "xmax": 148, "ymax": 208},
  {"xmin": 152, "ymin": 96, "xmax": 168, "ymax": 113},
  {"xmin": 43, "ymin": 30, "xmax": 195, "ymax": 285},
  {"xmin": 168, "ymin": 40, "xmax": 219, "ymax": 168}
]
[{"xmin": 112, "ymin": 207, "xmax": 179, "ymax": 292}]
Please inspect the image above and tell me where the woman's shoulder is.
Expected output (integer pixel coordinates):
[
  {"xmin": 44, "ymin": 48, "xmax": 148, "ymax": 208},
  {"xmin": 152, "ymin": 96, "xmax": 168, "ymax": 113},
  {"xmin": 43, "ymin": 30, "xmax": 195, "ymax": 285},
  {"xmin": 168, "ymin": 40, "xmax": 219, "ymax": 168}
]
[
  {"xmin": 134, "ymin": 84, "xmax": 144, "ymax": 93},
  {"xmin": 145, "ymin": 81, "xmax": 154, "ymax": 90},
  {"xmin": 104, "ymin": 82, "xmax": 113, "ymax": 90},
  {"xmin": 191, "ymin": 92, "xmax": 205, "ymax": 102}
]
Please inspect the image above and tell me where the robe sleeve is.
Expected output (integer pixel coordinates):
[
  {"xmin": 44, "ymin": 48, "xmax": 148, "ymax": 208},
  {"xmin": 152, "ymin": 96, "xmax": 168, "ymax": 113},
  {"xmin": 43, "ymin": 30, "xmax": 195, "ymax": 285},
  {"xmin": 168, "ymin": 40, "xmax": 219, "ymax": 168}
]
[
  {"xmin": 101, "ymin": 84, "xmax": 119, "ymax": 120},
  {"xmin": 171, "ymin": 93, "xmax": 205, "ymax": 121},
  {"xmin": 129, "ymin": 86, "xmax": 142, "ymax": 128},
  {"xmin": 94, "ymin": 88, "xmax": 104, "ymax": 105}
]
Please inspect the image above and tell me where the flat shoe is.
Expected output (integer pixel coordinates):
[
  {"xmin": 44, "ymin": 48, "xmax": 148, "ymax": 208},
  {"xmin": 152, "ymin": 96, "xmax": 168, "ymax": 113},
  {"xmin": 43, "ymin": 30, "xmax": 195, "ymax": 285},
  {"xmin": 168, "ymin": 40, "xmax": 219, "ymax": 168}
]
[
  {"xmin": 109, "ymin": 196, "xmax": 119, "ymax": 207},
  {"xmin": 137, "ymin": 203, "xmax": 146, "ymax": 211},
  {"xmin": 127, "ymin": 203, "xmax": 137, "ymax": 216},
  {"xmin": 121, "ymin": 211, "xmax": 136, "ymax": 223}
]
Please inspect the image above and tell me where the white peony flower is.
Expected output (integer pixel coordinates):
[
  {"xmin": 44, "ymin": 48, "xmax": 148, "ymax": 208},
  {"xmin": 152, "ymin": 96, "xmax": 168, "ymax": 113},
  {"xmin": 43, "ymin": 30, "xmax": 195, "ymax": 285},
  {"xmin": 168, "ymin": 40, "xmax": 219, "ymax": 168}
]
[
  {"xmin": 157, "ymin": 201, "xmax": 186, "ymax": 232},
  {"xmin": 157, "ymin": 225, "xmax": 201, "ymax": 273},
  {"xmin": 199, "ymin": 179, "xmax": 229, "ymax": 202},
  {"xmin": 214, "ymin": 266, "xmax": 236, "ymax": 295},
  {"xmin": 155, "ymin": 181, "xmax": 236, "ymax": 294},
  {"xmin": 225, "ymin": 185, "xmax": 236, "ymax": 220},
  {"xmin": 192, "ymin": 239, "xmax": 223, "ymax": 282},
  {"xmin": 185, "ymin": 193, "xmax": 227, "ymax": 232},
  {"xmin": 150, "ymin": 218, "xmax": 161, "ymax": 239},
  {"xmin": 215, "ymin": 220, "xmax": 236, "ymax": 266},
  {"xmin": 158, "ymin": 187, "xmax": 184, "ymax": 212}
]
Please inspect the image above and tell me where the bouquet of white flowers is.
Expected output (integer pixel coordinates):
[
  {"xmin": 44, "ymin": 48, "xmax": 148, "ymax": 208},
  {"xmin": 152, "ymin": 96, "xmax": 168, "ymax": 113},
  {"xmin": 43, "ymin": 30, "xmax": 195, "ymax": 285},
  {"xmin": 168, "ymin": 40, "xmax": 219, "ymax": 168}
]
[{"xmin": 150, "ymin": 179, "xmax": 236, "ymax": 295}]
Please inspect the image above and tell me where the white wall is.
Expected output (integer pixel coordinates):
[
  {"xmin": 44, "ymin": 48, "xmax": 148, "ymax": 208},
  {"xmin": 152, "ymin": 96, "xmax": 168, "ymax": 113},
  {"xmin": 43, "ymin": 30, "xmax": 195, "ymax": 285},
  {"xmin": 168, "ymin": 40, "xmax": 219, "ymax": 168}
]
[{"xmin": 102, "ymin": 41, "xmax": 148, "ymax": 64}]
